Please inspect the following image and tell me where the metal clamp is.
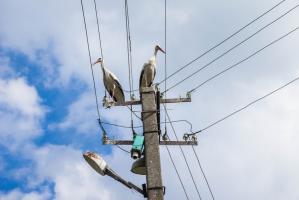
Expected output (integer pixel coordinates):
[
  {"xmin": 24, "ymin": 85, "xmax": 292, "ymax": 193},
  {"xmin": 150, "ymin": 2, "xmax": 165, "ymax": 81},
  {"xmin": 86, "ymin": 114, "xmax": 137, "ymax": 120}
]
[
  {"xmin": 147, "ymin": 186, "xmax": 166, "ymax": 195},
  {"xmin": 143, "ymin": 130, "xmax": 159, "ymax": 134},
  {"xmin": 142, "ymin": 109, "xmax": 158, "ymax": 114}
]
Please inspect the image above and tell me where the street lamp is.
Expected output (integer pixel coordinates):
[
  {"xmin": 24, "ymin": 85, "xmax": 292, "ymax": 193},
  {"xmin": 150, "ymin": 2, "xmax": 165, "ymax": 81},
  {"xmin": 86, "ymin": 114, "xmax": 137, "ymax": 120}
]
[{"xmin": 83, "ymin": 151, "xmax": 145, "ymax": 196}]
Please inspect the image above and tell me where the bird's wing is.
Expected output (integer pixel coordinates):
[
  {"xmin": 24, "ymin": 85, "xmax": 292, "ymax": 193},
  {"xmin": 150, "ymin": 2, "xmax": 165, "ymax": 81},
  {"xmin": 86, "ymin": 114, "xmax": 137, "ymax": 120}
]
[
  {"xmin": 114, "ymin": 77, "xmax": 124, "ymax": 99},
  {"xmin": 139, "ymin": 67, "xmax": 145, "ymax": 89},
  {"xmin": 139, "ymin": 63, "xmax": 152, "ymax": 88},
  {"xmin": 152, "ymin": 66, "xmax": 156, "ymax": 85},
  {"xmin": 101, "ymin": 69, "xmax": 109, "ymax": 94},
  {"xmin": 106, "ymin": 69, "xmax": 119, "ymax": 81}
]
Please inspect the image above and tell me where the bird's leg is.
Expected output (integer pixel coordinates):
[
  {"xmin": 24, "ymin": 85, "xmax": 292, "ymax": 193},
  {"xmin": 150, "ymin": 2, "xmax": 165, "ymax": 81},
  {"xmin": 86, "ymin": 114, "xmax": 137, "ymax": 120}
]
[
  {"xmin": 102, "ymin": 95, "xmax": 111, "ymax": 109},
  {"xmin": 111, "ymin": 85, "xmax": 116, "ymax": 106}
]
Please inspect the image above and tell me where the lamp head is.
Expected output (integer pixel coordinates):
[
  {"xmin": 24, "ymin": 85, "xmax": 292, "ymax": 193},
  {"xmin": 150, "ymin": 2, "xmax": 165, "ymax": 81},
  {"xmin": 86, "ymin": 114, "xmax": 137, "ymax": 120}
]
[{"xmin": 83, "ymin": 151, "xmax": 107, "ymax": 176}]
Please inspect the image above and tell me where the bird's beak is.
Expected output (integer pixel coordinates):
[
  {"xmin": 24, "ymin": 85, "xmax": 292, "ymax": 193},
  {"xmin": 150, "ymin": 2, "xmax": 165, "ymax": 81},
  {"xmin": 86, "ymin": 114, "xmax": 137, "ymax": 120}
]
[
  {"xmin": 158, "ymin": 46, "xmax": 166, "ymax": 54},
  {"xmin": 92, "ymin": 59, "xmax": 102, "ymax": 65}
]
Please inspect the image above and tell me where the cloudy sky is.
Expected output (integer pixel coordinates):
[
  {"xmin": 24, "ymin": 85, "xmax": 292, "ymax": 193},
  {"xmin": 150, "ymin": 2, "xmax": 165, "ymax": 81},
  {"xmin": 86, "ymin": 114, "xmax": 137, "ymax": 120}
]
[{"xmin": 0, "ymin": 0, "xmax": 299, "ymax": 199}]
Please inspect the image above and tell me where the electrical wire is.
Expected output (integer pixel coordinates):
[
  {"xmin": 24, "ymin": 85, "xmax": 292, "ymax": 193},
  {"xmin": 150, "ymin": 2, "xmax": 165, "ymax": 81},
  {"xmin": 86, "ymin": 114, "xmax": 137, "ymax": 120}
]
[
  {"xmin": 164, "ymin": 106, "xmax": 215, "ymax": 199},
  {"xmin": 191, "ymin": 146, "xmax": 215, "ymax": 200},
  {"xmin": 80, "ymin": 0, "xmax": 101, "ymax": 121},
  {"xmin": 102, "ymin": 119, "xmax": 193, "ymax": 132},
  {"xmin": 124, "ymin": 0, "xmax": 133, "ymax": 98},
  {"xmin": 163, "ymin": 105, "xmax": 202, "ymax": 200},
  {"xmin": 124, "ymin": 0, "xmax": 136, "ymax": 134},
  {"xmin": 162, "ymin": 4, "xmax": 299, "ymax": 94},
  {"xmin": 164, "ymin": 0, "xmax": 168, "ymax": 137},
  {"xmin": 164, "ymin": 145, "xmax": 190, "ymax": 200},
  {"xmin": 187, "ymin": 75, "xmax": 299, "ymax": 136},
  {"xmin": 157, "ymin": 0, "xmax": 287, "ymax": 86},
  {"xmin": 93, "ymin": 0, "xmax": 104, "ymax": 60},
  {"xmin": 116, "ymin": 145, "xmax": 131, "ymax": 154},
  {"xmin": 93, "ymin": 0, "xmax": 107, "ymax": 97},
  {"xmin": 126, "ymin": 105, "xmax": 142, "ymax": 120},
  {"xmin": 188, "ymin": 25, "xmax": 299, "ymax": 94}
]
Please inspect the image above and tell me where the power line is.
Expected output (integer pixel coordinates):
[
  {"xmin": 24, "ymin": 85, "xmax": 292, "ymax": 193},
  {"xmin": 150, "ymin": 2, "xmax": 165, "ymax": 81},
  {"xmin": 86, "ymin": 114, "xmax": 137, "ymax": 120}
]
[
  {"xmin": 80, "ymin": 0, "xmax": 101, "ymax": 121},
  {"xmin": 165, "ymin": 105, "xmax": 215, "ymax": 200},
  {"xmin": 186, "ymin": 75, "xmax": 299, "ymax": 136},
  {"xmin": 164, "ymin": 0, "xmax": 168, "ymax": 138},
  {"xmin": 162, "ymin": 5, "xmax": 299, "ymax": 94},
  {"xmin": 163, "ymin": 105, "xmax": 202, "ymax": 200},
  {"xmin": 93, "ymin": 0, "xmax": 107, "ymax": 97},
  {"xmin": 93, "ymin": 0, "xmax": 104, "ymax": 60},
  {"xmin": 164, "ymin": 145, "xmax": 190, "ymax": 200},
  {"xmin": 116, "ymin": 145, "xmax": 131, "ymax": 154},
  {"xmin": 124, "ymin": 0, "xmax": 134, "ymax": 97},
  {"xmin": 126, "ymin": 105, "xmax": 142, "ymax": 121},
  {"xmin": 124, "ymin": 0, "xmax": 136, "ymax": 134},
  {"xmin": 188, "ymin": 26, "xmax": 299, "ymax": 94},
  {"xmin": 165, "ymin": 107, "xmax": 215, "ymax": 200},
  {"xmin": 157, "ymin": 0, "xmax": 287, "ymax": 86},
  {"xmin": 191, "ymin": 146, "xmax": 215, "ymax": 200},
  {"xmin": 102, "ymin": 119, "xmax": 193, "ymax": 132}
]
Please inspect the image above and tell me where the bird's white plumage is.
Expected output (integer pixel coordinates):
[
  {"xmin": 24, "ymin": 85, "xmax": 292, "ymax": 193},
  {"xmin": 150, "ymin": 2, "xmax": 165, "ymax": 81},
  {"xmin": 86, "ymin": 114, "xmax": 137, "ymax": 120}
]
[
  {"xmin": 95, "ymin": 59, "xmax": 125, "ymax": 103},
  {"xmin": 139, "ymin": 45, "xmax": 164, "ymax": 91}
]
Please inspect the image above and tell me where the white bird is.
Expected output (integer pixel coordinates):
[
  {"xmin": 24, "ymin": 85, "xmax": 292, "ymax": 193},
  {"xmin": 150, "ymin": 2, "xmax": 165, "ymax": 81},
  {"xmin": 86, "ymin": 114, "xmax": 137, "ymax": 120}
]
[
  {"xmin": 93, "ymin": 58, "xmax": 125, "ymax": 103},
  {"xmin": 139, "ymin": 45, "xmax": 165, "ymax": 91}
]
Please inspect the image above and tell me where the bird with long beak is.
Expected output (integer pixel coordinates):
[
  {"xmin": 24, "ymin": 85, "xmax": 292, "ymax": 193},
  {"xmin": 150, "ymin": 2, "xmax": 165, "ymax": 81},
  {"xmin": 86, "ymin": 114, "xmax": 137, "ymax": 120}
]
[
  {"xmin": 93, "ymin": 58, "xmax": 125, "ymax": 104},
  {"xmin": 139, "ymin": 45, "xmax": 165, "ymax": 91}
]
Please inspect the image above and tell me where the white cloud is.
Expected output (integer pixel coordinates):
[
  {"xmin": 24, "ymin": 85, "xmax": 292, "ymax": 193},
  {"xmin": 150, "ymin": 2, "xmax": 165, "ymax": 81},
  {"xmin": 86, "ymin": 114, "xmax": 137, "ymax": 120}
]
[
  {"xmin": 1, "ymin": 0, "xmax": 299, "ymax": 199},
  {"xmin": 50, "ymin": 91, "xmax": 141, "ymax": 139},
  {"xmin": 0, "ymin": 78, "xmax": 44, "ymax": 117},
  {"xmin": 29, "ymin": 145, "xmax": 112, "ymax": 200},
  {"xmin": 0, "ymin": 188, "xmax": 51, "ymax": 200},
  {"xmin": 0, "ymin": 74, "xmax": 45, "ymax": 150},
  {"xmin": 20, "ymin": 144, "xmax": 144, "ymax": 200},
  {"xmin": 49, "ymin": 92, "xmax": 98, "ymax": 134}
]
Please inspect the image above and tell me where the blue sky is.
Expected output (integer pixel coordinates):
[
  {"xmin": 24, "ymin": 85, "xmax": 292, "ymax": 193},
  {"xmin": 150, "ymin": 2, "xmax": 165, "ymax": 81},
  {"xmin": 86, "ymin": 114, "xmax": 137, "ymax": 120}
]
[{"xmin": 1, "ymin": 0, "xmax": 299, "ymax": 199}]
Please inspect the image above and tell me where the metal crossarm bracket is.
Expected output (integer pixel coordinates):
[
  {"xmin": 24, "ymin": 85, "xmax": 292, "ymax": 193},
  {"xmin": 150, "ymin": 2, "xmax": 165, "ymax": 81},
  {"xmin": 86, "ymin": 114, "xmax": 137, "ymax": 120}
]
[
  {"xmin": 113, "ymin": 96, "xmax": 191, "ymax": 106},
  {"xmin": 103, "ymin": 139, "xmax": 198, "ymax": 146}
]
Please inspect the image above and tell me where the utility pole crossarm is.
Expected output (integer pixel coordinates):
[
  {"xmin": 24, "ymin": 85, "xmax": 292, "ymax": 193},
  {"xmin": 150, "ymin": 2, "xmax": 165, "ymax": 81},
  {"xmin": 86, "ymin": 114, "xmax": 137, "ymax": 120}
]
[
  {"xmin": 103, "ymin": 139, "xmax": 198, "ymax": 146},
  {"xmin": 114, "ymin": 97, "xmax": 191, "ymax": 106}
]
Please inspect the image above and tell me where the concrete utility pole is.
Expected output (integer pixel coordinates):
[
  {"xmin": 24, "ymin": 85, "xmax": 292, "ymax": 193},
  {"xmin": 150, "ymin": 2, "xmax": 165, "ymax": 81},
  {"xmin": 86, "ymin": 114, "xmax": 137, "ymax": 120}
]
[
  {"xmin": 141, "ymin": 86, "xmax": 164, "ymax": 200},
  {"xmin": 101, "ymin": 87, "xmax": 197, "ymax": 199}
]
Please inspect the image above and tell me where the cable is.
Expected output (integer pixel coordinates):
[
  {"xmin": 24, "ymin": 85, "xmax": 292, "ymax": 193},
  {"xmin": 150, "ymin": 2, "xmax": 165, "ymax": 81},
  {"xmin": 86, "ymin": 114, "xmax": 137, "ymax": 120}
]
[
  {"xmin": 164, "ymin": 106, "xmax": 214, "ymax": 199},
  {"xmin": 93, "ymin": 0, "xmax": 107, "ymax": 97},
  {"xmin": 188, "ymin": 26, "xmax": 299, "ymax": 94},
  {"xmin": 93, "ymin": 0, "xmax": 104, "ymax": 60},
  {"xmin": 124, "ymin": 0, "xmax": 137, "ymax": 135},
  {"xmin": 80, "ymin": 0, "xmax": 101, "ymax": 121},
  {"xmin": 123, "ymin": 88, "xmax": 139, "ymax": 93},
  {"xmin": 191, "ymin": 146, "xmax": 215, "ymax": 200},
  {"xmin": 157, "ymin": 0, "xmax": 287, "ymax": 85},
  {"xmin": 102, "ymin": 119, "xmax": 193, "ymax": 132},
  {"xmin": 126, "ymin": 0, "xmax": 134, "ymax": 95},
  {"xmin": 116, "ymin": 145, "xmax": 131, "ymax": 154},
  {"xmin": 164, "ymin": 0, "xmax": 168, "ymax": 137},
  {"xmin": 163, "ymin": 105, "xmax": 202, "ymax": 200},
  {"xmin": 124, "ymin": 0, "xmax": 133, "ymax": 97},
  {"xmin": 162, "ymin": 5, "xmax": 299, "ymax": 94},
  {"xmin": 187, "ymin": 75, "xmax": 299, "ymax": 136},
  {"xmin": 164, "ymin": 145, "xmax": 190, "ymax": 200},
  {"xmin": 126, "ymin": 105, "xmax": 142, "ymax": 120}
]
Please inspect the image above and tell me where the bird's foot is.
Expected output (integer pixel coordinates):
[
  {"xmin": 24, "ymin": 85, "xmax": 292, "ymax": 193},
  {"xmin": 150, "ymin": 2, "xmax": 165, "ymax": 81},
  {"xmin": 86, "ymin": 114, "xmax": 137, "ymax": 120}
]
[{"xmin": 102, "ymin": 96, "xmax": 114, "ymax": 109}]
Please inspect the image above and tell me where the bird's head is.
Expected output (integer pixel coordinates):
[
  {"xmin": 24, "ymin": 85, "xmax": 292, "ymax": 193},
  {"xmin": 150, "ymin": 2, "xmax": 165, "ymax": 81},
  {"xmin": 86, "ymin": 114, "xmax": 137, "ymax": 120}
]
[
  {"xmin": 92, "ymin": 57, "xmax": 103, "ymax": 65},
  {"xmin": 155, "ymin": 45, "xmax": 165, "ymax": 54}
]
